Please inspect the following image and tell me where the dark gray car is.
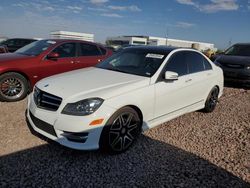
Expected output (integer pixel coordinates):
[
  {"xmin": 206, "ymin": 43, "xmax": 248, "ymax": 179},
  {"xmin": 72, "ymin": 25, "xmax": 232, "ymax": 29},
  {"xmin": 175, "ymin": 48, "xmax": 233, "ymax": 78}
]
[{"xmin": 214, "ymin": 43, "xmax": 250, "ymax": 84}]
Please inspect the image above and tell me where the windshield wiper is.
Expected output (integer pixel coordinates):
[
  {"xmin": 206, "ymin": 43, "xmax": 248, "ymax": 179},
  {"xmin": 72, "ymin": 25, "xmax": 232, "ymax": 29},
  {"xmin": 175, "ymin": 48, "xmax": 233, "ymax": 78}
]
[{"xmin": 105, "ymin": 67, "xmax": 130, "ymax": 74}]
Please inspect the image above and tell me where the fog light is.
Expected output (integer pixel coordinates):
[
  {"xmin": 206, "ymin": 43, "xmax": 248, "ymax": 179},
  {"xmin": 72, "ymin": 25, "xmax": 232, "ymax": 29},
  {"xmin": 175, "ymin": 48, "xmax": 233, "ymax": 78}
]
[{"xmin": 62, "ymin": 132, "xmax": 88, "ymax": 143}]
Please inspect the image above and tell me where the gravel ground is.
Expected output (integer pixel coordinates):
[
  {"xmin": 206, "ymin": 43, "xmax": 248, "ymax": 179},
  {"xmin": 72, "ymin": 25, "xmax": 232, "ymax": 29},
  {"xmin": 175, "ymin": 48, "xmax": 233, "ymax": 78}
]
[{"xmin": 0, "ymin": 87, "xmax": 249, "ymax": 187}]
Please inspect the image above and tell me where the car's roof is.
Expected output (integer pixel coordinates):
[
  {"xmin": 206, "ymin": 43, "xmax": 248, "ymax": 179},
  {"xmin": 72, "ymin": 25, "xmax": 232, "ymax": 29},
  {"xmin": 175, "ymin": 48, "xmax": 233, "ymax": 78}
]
[
  {"xmin": 42, "ymin": 39, "xmax": 96, "ymax": 43},
  {"xmin": 123, "ymin": 45, "xmax": 178, "ymax": 54},
  {"xmin": 6, "ymin": 38, "xmax": 37, "ymax": 41},
  {"xmin": 234, "ymin": 43, "xmax": 250, "ymax": 46},
  {"xmin": 39, "ymin": 39, "xmax": 105, "ymax": 47}
]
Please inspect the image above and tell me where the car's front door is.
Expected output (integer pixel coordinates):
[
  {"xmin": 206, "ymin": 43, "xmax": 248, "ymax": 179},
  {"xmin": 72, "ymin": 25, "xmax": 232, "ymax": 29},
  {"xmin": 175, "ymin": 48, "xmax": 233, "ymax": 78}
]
[
  {"xmin": 38, "ymin": 42, "xmax": 77, "ymax": 79},
  {"xmin": 154, "ymin": 51, "xmax": 215, "ymax": 120},
  {"xmin": 154, "ymin": 51, "xmax": 193, "ymax": 119}
]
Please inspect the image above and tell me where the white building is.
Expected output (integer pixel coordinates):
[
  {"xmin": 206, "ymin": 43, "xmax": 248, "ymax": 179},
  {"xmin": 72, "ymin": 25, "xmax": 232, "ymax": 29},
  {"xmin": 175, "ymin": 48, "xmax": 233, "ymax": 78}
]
[
  {"xmin": 106, "ymin": 35, "xmax": 215, "ymax": 51},
  {"xmin": 106, "ymin": 36, "xmax": 147, "ymax": 49},
  {"xmin": 166, "ymin": 38, "xmax": 215, "ymax": 51},
  {"xmin": 0, "ymin": 36, "xmax": 7, "ymax": 42},
  {"xmin": 50, "ymin": 31, "xmax": 94, "ymax": 42}
]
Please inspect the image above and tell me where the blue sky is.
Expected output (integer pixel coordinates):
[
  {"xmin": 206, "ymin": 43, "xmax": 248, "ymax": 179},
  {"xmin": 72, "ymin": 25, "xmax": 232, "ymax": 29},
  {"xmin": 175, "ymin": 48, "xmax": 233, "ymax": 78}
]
[{"xmin": 0, "ymin": 0, "xmax": 250, "ymax": 49}]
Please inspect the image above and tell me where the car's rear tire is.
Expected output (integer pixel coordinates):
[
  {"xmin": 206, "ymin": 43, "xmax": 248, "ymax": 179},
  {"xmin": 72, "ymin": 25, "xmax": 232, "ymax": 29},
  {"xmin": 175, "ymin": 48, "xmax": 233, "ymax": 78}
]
[
  {"xmin": 99, "ymin": 107, "xmax": 142, "ymax": 154},
  {"xmin": 0, "ymin": 72, "xmax": 29, "ymax": 102},
  {"xmin": 202, "ymin": 87, "xmax": 219, "ymax": 113}
]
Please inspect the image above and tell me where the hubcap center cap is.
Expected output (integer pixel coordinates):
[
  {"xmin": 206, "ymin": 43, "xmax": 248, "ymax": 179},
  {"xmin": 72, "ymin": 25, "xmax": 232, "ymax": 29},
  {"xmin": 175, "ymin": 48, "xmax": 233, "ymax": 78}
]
[{"xmin": 121, "ymin": 128, "xmax": 126, "ymax": 134}]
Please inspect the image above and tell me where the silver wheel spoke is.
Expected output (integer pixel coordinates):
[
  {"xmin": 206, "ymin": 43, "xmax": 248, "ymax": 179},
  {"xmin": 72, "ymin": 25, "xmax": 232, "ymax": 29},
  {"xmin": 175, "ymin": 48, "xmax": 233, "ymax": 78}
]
[
  {"xmin": 111, "ymin": 137, "xmax": 123, "ymax": 151},
  {"xmin": 123, "ymin": 135, "xmax": 133, "ymax": 149},
  {"xmin": 110, "ymin": 119, "xmax": 122, "ymax": 131},
  {"xmin": 119, "ymin": 115, "xmax": 126, "ymax": 126},
  {"xmin": 125, "ymin": 114, "xmax": 133, "ymax": 126},
  {"xmin": 0, "ymin": 77, "xmax": 24, "ymax": 99}
]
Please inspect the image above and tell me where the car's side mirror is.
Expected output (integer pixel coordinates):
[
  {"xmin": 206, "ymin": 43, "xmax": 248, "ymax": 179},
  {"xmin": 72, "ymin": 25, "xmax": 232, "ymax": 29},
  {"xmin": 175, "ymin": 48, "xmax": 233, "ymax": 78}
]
[
  {"xmin": 164, "ymin": 71, "xmax": 178, "ymax": 81},
  {"xmin": 47, "ymin": 52, "xmax": 59, "ymax": 60}
]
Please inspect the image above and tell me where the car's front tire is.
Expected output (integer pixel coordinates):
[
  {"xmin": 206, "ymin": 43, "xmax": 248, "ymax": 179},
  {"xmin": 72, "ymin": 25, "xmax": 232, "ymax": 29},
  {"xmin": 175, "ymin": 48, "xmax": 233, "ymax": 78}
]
[
  {"xmin": 0, "ymin": 72, "xmax": 29, "ymax": 102},
  {"xmin": 100, "ymin": 107, "xmax": 142, "ymax": 154},
  {"xmin": 202, "ymin": 87, "xmax": 219, "ymax": 113}
]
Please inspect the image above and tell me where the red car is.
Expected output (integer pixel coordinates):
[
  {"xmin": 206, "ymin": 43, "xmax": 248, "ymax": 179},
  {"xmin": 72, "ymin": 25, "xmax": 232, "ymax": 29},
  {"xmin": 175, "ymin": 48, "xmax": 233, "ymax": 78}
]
[{"xmin": 0, "ymin": 39, "xmax": 112, "ymax": 102}]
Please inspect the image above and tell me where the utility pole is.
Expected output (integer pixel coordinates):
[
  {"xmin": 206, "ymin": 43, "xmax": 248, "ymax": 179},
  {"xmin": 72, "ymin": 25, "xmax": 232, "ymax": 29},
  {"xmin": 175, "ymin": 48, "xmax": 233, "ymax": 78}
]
[
  {"xmin": 228, "ymin": 37, "xmax": 232, "ymax": 47},
  {"xmin": 165, "ymin": 26, "xmax": 169, "ymax": 46}
]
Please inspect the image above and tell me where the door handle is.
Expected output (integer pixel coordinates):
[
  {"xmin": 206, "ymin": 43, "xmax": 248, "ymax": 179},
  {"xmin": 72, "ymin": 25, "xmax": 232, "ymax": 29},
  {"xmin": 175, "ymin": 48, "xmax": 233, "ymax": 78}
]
[
  {"xmin": 185, "ymin": 78, "xmax": 192, "ymax": 83},
  {"xmin": 71, "ymin": 61, "xmax": 80, "ymax": 64}
]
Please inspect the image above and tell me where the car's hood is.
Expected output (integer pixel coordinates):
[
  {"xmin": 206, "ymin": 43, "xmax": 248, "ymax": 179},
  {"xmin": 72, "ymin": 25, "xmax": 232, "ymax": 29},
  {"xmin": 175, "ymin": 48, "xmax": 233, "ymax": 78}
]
[
  {"xmin": 216, "ymin": 55, "xmax": 250, "ymax": 65},
  {"xmin": 36, "ymin": 67, "xmax": 150, "ymax": 101},
  {"xmin": 0, "ymin": 53, "xmax": 33, "ymax": 63}
]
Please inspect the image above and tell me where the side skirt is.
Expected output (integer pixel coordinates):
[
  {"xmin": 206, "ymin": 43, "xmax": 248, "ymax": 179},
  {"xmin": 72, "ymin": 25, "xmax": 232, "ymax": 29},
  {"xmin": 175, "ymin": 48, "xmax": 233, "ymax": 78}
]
[{"xmin": 142, "ymin": 100, "xmax": 204, "ymax": 131}]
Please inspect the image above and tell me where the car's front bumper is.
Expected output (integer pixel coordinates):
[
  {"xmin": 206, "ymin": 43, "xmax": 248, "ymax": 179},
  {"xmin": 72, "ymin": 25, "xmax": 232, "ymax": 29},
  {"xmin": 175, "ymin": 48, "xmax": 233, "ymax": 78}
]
[{"xmin": 26, "ymin": 94, "xmax": 115, "ymax": 150}]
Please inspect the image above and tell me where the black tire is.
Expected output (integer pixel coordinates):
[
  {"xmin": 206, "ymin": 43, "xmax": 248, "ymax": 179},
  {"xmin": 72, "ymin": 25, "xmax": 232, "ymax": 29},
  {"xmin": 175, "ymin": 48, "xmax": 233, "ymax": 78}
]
[
  {"xmin": 202, "ymin": 87, "xmax": 219, "ymax": 113},
  {"xmin": 0, "ymin": 72, "xmax": 29, "ymax": 102},
  {"xmin": 99, "ymin": 107, "xmax": 142, "ymax": 154}
]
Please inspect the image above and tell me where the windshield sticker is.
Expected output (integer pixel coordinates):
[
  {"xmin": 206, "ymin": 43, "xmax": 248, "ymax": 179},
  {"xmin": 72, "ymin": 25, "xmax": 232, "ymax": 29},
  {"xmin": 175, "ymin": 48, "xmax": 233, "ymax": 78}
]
[
  {"xmin": 46, "ymin": 40, "xmax": 56, "ymax": 44},
  {"xmin": 146, "ymin": 53, "xmax": 164, "ymax": 59}
]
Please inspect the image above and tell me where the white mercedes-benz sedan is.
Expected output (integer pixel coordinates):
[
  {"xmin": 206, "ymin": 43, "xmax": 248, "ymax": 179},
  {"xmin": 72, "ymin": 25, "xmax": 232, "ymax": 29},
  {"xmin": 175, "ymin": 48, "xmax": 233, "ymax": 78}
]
[{"xmin": 26, "ymin": 46, "xmax": 223, "ymax": 153}]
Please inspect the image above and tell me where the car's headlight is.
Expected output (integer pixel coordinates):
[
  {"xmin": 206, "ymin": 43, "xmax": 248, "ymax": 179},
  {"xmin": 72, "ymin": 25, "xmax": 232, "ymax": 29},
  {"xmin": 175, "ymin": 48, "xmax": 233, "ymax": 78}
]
[
  {"xmin": 62, "ymin": 98, "xmax": 104, "ymax": 116},
  {"xmin": 245, "ymin": 65, "xmax": 250, "ymax": 70}
]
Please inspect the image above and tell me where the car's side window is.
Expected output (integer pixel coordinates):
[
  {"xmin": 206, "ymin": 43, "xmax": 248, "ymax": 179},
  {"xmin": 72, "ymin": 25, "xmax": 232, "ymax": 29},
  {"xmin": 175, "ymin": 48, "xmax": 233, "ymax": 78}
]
[
  {"xmin": 99, "ymin": 47, "xmax": 107, "ymax": 55},
  {"xmin": 6, "ymin": 40, "xmax": 15, "ymax": 46},
  {"xmin": 52, "ymin": 43, "xmax": 76, "ymax": 58},
  {"xmin": 165, "ymin": 52, "xmax": 188, "ymax": 76},
  {"xmin": 203, "ymin": 56, "xmax": 212, "ymax": 70},
  {"xmin": 79, "ymin": 43, "xmax": 101, "ymax": 56},
  {"xmin": 186, "ymin": 51, "xmax": 206, "ymax": 74}
]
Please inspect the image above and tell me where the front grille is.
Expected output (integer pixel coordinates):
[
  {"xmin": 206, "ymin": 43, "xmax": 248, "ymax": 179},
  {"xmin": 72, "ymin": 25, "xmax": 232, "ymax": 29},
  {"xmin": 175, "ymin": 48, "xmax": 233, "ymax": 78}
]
[
  {"xmin": 29, "ymin": 110, "xmax": 57, "ymax": 137},
  {"xmin": 34, "ymin": 87, "xmax": 62, "ymax": 111},
  {"xmin": 221, "ymin": 63, "xmax": 244, "ymax": 69}
]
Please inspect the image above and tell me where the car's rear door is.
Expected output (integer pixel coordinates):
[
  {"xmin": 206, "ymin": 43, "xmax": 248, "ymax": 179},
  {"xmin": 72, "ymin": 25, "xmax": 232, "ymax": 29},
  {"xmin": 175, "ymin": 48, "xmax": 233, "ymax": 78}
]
[
  {"xmin": 184, "ymin": 51, "xmax": 214, "ymax": 103},
  {"xmin": 73, "ymin": 43, "xmax": 107, "ymax": 69}
]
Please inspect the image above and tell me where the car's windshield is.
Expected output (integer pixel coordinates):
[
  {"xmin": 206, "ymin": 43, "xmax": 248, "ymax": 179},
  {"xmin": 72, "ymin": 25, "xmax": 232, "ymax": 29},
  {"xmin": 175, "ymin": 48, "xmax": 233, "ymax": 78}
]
[
  {"xmin": 224, "ymin": 45, "xmax": 250, "ymax": 57},
  {"xmin": 96, "ymin": 48, "xmax": 168, "ymax": 77},
  {"xmin": 15, "ymin": 40, "xmax": 57, "ymax": 56}
]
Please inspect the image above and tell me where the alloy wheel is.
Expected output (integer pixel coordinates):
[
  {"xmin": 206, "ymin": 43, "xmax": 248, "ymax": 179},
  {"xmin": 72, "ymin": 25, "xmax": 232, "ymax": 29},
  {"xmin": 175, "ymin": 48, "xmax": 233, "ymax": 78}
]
[
  {"xmin": 208, "ymin": 88, "xmax": 218, "ymax": 110},
  {"xmin": 0, "ymin": 77, "xmax": 24, "ymax": 100},
  {"xmin": 109, "ymin": 112, "xmax": 139, "ymax": 152}
]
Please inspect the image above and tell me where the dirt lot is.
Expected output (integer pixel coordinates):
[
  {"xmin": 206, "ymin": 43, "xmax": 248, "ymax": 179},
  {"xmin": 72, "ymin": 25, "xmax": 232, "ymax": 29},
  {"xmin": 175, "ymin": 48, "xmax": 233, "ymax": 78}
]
[{"xmin": 0, "ymin": 87, "xmax": 249, "ymax": 187}]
